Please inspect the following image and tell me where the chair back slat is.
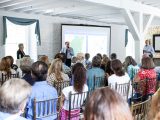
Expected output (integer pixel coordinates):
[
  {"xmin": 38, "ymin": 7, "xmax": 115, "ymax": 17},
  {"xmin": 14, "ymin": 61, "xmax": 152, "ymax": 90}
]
[
  {"xmin": 68, "ymin": 91, "xmax": 89, "ymax": 120},
  {"xmin": 1, "ymin": 72, "xmax": 19, "ymax": 85},
  {"xmin": 93, "ymin": 75, "xmax": 105, "ymax": 90},
  {"xmin": 53, "ymin": 81, "xmax": 70, "ymax": 96},
  {"xmin": 109, "ymin": 82, "xmax": 130, "ymax": 101},
  {"xmin": 131, "ymin": 97, "xmax": 151, "ymax": 120},
  {"xmin": 33, "ymin": 97, "xmax": 60, "ymax": 120}
]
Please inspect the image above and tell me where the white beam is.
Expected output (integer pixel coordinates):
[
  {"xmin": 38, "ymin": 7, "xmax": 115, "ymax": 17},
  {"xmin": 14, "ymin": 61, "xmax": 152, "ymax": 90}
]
[
  {"xmin": 0, "ymin": 0, "xmax": 11, "ymax": 4},
  {"xmin": 82, "ymin": 0, "xmax": 160, "ymax": 18},
  {"xmin": 122, "ymin": 9, "xmax": 140, "ymax": 40},
  {"xmin": 143, "ymin": 15, "xmax": 154, "ymax": 34},
  {"xmin": 0, "ymin": 0, "xmax": 32, "ymax": 8},
  {"xmin": 4, "ymin": 0, "xmax": 54, "ymax": 11}
]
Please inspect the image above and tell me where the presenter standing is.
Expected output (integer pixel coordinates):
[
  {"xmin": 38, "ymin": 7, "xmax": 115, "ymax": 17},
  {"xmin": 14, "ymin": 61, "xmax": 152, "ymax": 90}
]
[
  {"xmin": 143, "ymin": 39, "xmax": 155, "ymax": 58},
  {"xmin": 60, "ymin": 41, "xmax": 74, "ymax": 67},
  {"xmin": 17, "ymin": 43, "xmax": 25, "ymax": 59}
]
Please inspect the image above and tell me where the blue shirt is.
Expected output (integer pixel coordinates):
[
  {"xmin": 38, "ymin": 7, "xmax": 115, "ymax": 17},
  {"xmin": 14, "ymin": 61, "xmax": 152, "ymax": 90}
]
[
  {"xmin": 60, "ymin": 47, "xmax": 74, "ymax": 59},
  {"xmin": 143, "ymin": 45, "xmax": 155, "ymax": 55},
  {"xmin": 25, "ymin": 81, "xmax": 58, "ymax": 120},
  {"xmin": 87, "ymin": 67, "xmax": 105, "ymax": 91},
  {"xmin": 0, "ymin": 112, "xmax": 27, "ymax": 120}
]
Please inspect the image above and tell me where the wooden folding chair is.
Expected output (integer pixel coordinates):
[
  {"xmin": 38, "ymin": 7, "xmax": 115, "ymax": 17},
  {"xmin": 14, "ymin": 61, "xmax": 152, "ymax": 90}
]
[
  {"xmin": 33, "ymin": 97, "xmax": 60, "ymax": 120},
  {"xmin": 68, "ymin": 91, "xmax": 89, "ymax": 120},
  {"xmin": 131, "ymin": 97, "xmax": 151, "ymax": 120},
  {"xmin": 53, "ymin": 81, "xmax": 70, "ymax": 96},
  {"xmin": 93, "ymin": 75, "xmax": 105, "ymax": 90},
  {"xmin": 1, "ymin": 72, "xmax": 19, "ymax": 85}
]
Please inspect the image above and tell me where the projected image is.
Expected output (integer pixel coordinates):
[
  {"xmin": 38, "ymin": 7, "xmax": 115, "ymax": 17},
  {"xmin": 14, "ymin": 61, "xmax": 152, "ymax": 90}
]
[
  {"xmin": 88, "ymin": 35, "xmax": 107, "ymax": 58},
  {"xmin": 65, "ymin": 34, "xmax": 86, "ymax": 56},
  {"xmin": 62, "ymin": 25, "xmax": 110, "ymax": 59}
]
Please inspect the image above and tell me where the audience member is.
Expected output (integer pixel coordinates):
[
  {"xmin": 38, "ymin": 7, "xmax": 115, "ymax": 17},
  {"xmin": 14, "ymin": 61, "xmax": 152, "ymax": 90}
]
[
  {"xmin": 123, "ymin": 56, "xmax": 139, "ymax": 80},
  {"xmin": 105, "ymin": 53, "xmax": 117, "ymax": 76},
  {"xmin": 0, "ymin": 57, "xmax": 16, "ymax": 80},
  {"xmin": 25, "ymin": 61, "xmax": 58, "ymax": 120},
  {"xmin": 134, "ymin": 57, "xmax": 156, "ymax": 101},
  {"xmin": 5, "ymin": 56, "xmax": 18, "ymax": 71},
  {"xmin": 71, "ymin": 56, "xmax": 77, "ymax": 68},
  {"xmin": 84, "ymin": 53, "xmax": 92, "ymax": 69},
  {"xmin": 0, "ymin": 78, "xmax": 31, "ymax": 120},
  {"xmin": 108, "ymin": 59, "xmax": 130, "ymax": 99},
  {"xmin": 84, "ymin": 87, "xmax": 133, "ymax": 120},
  {"xmin": 76, "ymin": 53, "xmax": 85, "ymax": 64},
  {"xmin": 19, "ymin": 56, "xmax": 34, "ymax": 86},
  {"xmin": 60, "ymin": 63, "xmax": 88, "ymax": 120},
  {"xmin": 39, "ymin": 55, "xmax": 50, "ymax": 67},
  {"xmin": 47, "ymin": 58, "xmax": 69, "ymax": 86},
  {"xmin": 96, "ymin": 53, "xmax": 102, "ymax": 61},
  {"xmin": 101, "ymin": 54, "xmax": 109, "ymax": 71},
  {"xmin": 55, "ymin": 53, "xmax": 71, "ymax": 76},
  {"xmin": 87, "ymin": 56, "xmax": 105, "ymax": 91},
  {"xmin": 110, "ymin": 53, "xmax": 117, "ymax": 60}
]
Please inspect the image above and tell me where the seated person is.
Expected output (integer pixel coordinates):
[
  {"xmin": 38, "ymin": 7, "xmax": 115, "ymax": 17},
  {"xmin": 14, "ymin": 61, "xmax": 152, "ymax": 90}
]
[
  {"xmin": 5, "ymin": 56, "xmax": 18, "ymax": 71},
  {"xmin": 84, "ymin": 87, "xmax": 133, "ymax": 120},
  {"xmin": 47, "ymin": 58, "xmax": 69, "ymax": 86},
  {"xmin": 87, "ymin": 56, "xmax": 105, "ymax": 91},
  {"xmin": 84, "ymin": 53, "xmax": 92, "ymax": 70},
  {"xmin": 19, "ymin": 56, "xmax": 34, "ymax": 86},
  {"xmin": 60, "ymin": 63, "xmax": 88, "ymax": 120},
  {"xmin": 25, "ymin": 61, "xmax": 58, "ymax": 120},
  {"xmin": 0, "ymin": 57, "xmax": 16, "ymax": 80},
  {"xmin": 0, "ymin": 78, "xmax": 31, "ymax": 120}
]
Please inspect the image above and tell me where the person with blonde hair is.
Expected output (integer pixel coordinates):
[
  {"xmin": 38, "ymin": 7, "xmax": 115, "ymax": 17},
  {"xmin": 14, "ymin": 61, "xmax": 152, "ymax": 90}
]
[
  {"xmin": 84, "ymin": 87, "xmax": 133, "ymax": 120},
  {"xmin": 143, "ymin": 39, "xmax": 155, "ymax": 58},
  {"xmin": 0, "ymin": 78, "xmax": 31, "ymax": 120},
  {"xmin": 47, "ymin": 58, "xmax": 69, "ymax": 86},
  {"xmin": 17, "ymin": 43, "xmax": 25, "ymax": 59}
]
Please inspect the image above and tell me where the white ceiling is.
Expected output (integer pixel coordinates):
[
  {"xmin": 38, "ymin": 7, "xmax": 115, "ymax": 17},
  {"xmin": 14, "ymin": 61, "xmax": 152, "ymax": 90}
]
[{"xmin": 0, "ymin": 0, "xmax": 160, "ymax": 25}]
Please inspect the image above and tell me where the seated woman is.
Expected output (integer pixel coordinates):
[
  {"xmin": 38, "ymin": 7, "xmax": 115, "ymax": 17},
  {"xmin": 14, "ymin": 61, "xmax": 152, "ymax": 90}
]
[
  {"xmin": 19, "ymin": 56, "xmax": 34, "ymax": 86},
  {"xmin": 47, "ymin": 58, "xmax": 69, "ymax": 86},
  {"xmin": 123, "ymin": 56, "xmax": 139, "ymax": 80},
  {"xmin": 108, "ymin": 59, "xmax": 130, "ymax": 98},
  {"xmin": 5, "ymin": 56, "xmax": 18, "ymax": 71},
  {"xmin": 0, "ymin": 57, "xmax": 16, "ymax": 80},
  {"xmin": 0, "ymin": 78, "xmax": 31, "ymax": 120},
  {"xmin": 60, "ymin": 63, "xmax": 88, "ymax": 120},
  {"xmin": 39, "ymin": 55, "xmax": 50, "ymax": 67},
  {"xmin": 84, "ymin": 87, "xmax": 133, "ymax": 120},
  {"xmin": 133, "ymin": 57, "xmax": 157, "ymax": 101}
]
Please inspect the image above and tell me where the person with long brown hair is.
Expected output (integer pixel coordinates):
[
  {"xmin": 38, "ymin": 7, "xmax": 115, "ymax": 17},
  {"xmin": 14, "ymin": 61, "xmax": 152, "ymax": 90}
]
[
  {"xmin": 0, "ymin": 57, "xmax": 16, "ymax": 80},
  {"xmin": 60, "ymin": 63, "xmax": 88, "ymax": 120},
  {"xmin": 47, "ymin": 58, "xmax": 69, "ymax": 86},
  {"xmin": 134, "ymin": 57, "xmax": 156, "ymax": 101},
  {"xmin": 84, "ymin": 87, "xmax": 133, "ymax": 120}
]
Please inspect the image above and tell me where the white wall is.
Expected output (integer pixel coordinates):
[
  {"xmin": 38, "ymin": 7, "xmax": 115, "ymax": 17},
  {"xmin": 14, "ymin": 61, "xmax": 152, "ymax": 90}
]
[
  {"xmin": 0, "ymin": 10, "xmax": 127, "ymax": 62},
  {"xmin": 111, "ymin": 24, "xmax": 128, "ymax": 61}
]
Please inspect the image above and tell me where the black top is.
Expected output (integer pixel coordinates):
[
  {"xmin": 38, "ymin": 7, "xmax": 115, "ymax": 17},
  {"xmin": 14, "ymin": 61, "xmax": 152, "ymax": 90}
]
[{"xmin": 17, "ymin": 49, "xmax": 25, "ymax": 59}]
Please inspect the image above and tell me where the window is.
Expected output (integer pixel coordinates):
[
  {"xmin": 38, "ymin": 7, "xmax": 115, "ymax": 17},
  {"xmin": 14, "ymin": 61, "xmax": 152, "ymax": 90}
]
[{"xmin": 5, "ymin": 19, "xmax": 37, "ymax": 62}]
